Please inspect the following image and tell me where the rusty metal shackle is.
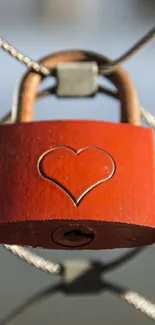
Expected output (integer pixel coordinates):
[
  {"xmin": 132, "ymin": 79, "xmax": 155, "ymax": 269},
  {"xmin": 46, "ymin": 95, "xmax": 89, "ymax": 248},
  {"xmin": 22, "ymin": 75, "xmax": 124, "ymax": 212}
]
[{"xmin": 14, "ymin": 50, "xmax": 141, "ymax": 125}]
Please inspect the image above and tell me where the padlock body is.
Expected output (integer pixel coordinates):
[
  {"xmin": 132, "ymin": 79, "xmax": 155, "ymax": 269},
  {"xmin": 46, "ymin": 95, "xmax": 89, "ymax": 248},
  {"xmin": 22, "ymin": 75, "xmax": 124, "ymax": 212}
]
[{"xmin": 0, "ymin": 120, "xmax": 155, "ymax": 249}]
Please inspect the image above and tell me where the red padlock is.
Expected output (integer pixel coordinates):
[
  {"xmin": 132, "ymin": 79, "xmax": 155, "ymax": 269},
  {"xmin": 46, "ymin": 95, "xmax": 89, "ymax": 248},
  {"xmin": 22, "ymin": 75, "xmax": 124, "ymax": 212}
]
[{"xmin": 0, "ymin": 50, "xmax": 155, "ymax": 250}]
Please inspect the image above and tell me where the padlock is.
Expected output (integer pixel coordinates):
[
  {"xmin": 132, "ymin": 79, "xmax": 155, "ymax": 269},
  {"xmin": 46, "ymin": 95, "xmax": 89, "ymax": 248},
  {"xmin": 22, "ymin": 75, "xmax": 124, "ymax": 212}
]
[{"xmin": 0, "ymin": 50, "xmax": 155, "ymax": 250}]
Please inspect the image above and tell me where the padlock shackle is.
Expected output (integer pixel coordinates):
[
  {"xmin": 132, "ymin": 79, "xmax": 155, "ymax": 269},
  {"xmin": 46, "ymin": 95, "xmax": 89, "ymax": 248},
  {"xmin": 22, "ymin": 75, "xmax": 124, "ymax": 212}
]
[{"xmin": 15, "ymin": 50, "xmax": 140, "ymax": 125}]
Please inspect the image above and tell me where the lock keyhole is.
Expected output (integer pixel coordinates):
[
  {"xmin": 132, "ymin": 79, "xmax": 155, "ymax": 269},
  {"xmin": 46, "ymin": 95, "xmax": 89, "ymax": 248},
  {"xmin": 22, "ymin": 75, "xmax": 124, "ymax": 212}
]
[
  {"xmin": 64, "ymin": 229, "xmax": 94, "ymax": 243},
  {"xmin": 52, "ymin": 225, "xmax": 94, "ymax": 247}
]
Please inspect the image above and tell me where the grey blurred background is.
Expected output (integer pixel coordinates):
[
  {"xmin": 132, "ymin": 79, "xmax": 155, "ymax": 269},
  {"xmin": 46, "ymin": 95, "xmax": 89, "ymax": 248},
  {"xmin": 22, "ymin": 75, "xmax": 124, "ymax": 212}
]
[{"xmin": 0, "ymin": 0, "xmax": 155, "ymax": 324}]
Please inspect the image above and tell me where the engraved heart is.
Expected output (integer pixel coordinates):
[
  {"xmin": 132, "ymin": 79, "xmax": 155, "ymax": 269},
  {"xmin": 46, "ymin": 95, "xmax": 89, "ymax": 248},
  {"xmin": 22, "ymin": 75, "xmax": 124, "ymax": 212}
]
[{"xmin": 38, "ymin": 146, "xmax": 115, "ymax": 205}]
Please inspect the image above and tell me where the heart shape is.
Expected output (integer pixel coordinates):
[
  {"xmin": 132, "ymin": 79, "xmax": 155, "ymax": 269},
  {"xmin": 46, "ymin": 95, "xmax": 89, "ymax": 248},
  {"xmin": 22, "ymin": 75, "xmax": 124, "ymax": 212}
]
[{"xmin": 38, "ymin": 146, "xmax": 115, "ymax": 205}]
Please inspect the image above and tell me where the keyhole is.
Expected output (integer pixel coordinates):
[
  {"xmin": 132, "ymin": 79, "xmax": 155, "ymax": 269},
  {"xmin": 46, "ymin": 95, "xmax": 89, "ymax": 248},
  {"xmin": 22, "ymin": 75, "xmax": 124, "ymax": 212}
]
[
  {"xmin": 52, "ymin": 225, "xmax": 94, "ymax": 247},
  {"xmin": 64, "ymin": 229, "xmax": 94, "ymax": 243}
]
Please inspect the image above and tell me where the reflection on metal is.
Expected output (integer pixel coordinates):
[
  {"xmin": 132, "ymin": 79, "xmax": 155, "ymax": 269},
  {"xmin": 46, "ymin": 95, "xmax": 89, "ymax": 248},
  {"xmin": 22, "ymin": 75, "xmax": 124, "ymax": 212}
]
[{"xmin": 2, "ymin": 247, "xmax": 155, "ymax": 324}]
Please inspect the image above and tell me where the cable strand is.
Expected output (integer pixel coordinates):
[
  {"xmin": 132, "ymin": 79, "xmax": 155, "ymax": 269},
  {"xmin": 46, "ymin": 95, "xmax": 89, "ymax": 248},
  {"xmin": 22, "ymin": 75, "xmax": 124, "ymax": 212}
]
[
  {"xmin": 0, "ymin": 37, "xmax": 51, "ymax": 76},
  {"xmin": 4, "ymin": 244, "xmax": 62, "ymax": 275},
  {"xmin": 100, "ymin": 25, "xmax": 155, "ymax": 73}
]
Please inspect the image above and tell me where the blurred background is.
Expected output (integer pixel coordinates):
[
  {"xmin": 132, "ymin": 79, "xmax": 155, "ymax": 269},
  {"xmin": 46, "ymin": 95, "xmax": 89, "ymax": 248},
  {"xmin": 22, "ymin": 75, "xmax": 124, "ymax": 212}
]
[{"xmin": 0, "ymin": 0, "xmax": 155, "ymax": 324}]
